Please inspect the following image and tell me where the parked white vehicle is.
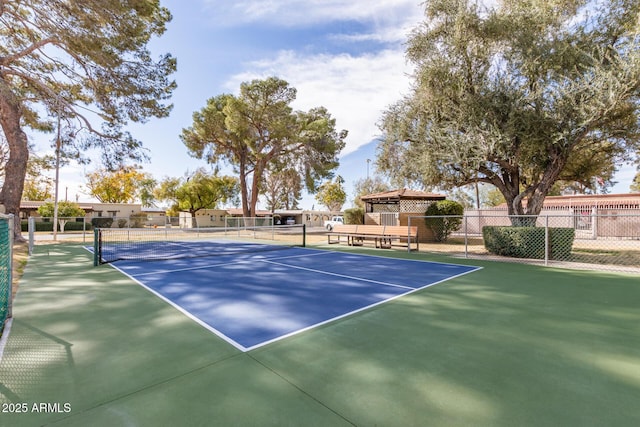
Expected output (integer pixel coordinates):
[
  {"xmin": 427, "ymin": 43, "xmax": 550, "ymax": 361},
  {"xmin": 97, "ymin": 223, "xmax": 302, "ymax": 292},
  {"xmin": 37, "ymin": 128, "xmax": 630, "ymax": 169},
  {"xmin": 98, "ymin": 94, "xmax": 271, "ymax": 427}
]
[{"xmin": 324, "ymin": 216, "xmax": 344, "ymax": 231}]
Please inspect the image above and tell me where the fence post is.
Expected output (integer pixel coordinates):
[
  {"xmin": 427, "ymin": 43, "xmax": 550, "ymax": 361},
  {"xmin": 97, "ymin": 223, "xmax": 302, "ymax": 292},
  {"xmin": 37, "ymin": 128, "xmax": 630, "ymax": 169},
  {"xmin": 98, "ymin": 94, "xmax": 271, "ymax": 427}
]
[
  {"xmin": 28, "ymin": 216, "xmax": 35, "ymax": 256},
  {"xmin": 7, "ymin": 214, "xmax": 14, "ymax": 319},
  {"xmin": 544, "ymin": 215, "xmax": 549, "ymax": 266},
  {"xmin": 407, "ymin": 217, "xmax": 411, "ymax": 253},
  {"xmin": 464, "ymin": 215, "xmax": 468, "ymax": 259}
]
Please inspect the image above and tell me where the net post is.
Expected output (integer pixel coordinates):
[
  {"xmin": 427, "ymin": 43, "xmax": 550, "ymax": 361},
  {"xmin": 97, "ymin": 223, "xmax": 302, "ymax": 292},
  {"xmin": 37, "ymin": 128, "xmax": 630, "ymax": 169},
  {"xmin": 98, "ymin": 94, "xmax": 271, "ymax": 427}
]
[
  {"xmin": 93, "ymin": 228, "xmax": 100, "ymax": 266},
  {"xmin": 302, "ymin": 224, "xmax": 306, "ymax": 247}
]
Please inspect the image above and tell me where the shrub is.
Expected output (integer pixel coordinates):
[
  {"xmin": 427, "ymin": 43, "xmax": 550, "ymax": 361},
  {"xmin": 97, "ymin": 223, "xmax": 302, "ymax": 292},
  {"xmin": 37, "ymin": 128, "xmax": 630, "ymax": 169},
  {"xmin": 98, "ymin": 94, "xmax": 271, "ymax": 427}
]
[
  {"xmin": 20, "ymin": 221, "xmax": 91, "ymax": 232},
  {"xmin": 57, "ymin": 221, "xmax": 90, "ymax": 231},
  {"xmin": 91, "ymin": 217, "xmax": 114, "ymax": 228},
  {"xmin": 483, "ymin": 226, "xmax": 575, "ymax": 260},
  {"xmin": 424, "ymin": 200, "xmax": 464, "ymax": 242},
  {"xmin": 344, "ymin": 208, "xmax": 364, "ymax": 225},
  {"xmin": 117, "ymin": 219, "xmax": 128, "ymax": 228},
  {"xmin": 21, "ymin": 221, "xmax": 53, "ymax": 232},
  {"xmin": 129, "ymin": 213, "xmax": 148, "ymax": 228}
]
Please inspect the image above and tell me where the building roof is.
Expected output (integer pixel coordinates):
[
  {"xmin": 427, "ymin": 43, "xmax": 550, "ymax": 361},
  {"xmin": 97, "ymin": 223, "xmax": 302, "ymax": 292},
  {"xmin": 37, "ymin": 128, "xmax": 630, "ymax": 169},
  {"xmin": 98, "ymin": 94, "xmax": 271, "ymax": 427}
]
[
  {"xmin": 226, "ymin": 208, "xmax": 273, "ymax": 217},
  {"xmin": 360, "ymin": 188, "xmax": 446, "ymax": 203},
  {"xmin": 542, "ymin": 193, "xmax": 640, "ymax": 209},
  {"xmin": 497, "ymin": 193, "xmax": 640, "ymax": 209},
  {"xmin": 20, "ymin": 200, "xmax": 95, "ymax": 211}
]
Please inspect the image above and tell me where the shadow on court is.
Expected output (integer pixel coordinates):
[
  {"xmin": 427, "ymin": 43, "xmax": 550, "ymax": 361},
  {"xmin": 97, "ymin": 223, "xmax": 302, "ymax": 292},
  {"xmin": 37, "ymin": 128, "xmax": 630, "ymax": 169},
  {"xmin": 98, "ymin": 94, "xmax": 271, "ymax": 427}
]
[{"xmin": 1, "ymin": 244, "xmax": 639, "ymax": 426}]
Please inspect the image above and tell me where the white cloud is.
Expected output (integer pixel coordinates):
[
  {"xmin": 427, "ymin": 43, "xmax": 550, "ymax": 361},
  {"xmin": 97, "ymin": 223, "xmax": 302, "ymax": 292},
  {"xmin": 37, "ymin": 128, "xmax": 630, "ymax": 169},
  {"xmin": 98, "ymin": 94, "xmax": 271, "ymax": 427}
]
[
  {"xmin": 226, "ymin": 49, "xmax": 413, "ymax": 156},
  {"xmin": 203, "ymin": 0, "xmax": 423, "ymax": 43},
  {"xmin": 205, "ymin": 0, "xmax": 421, "ymax": 25}
]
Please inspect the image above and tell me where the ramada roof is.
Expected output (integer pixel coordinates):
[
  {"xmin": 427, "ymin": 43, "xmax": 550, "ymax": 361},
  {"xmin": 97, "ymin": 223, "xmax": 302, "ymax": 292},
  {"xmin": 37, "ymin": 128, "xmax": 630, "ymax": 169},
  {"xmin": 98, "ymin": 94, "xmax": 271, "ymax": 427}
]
[
  {"xmin": 497, "ymin": 193, "xmax": 640, "ymax": 209},
  {"xmin": 360, "ymin": 188, "xmax": 446, "ymax": 202}
]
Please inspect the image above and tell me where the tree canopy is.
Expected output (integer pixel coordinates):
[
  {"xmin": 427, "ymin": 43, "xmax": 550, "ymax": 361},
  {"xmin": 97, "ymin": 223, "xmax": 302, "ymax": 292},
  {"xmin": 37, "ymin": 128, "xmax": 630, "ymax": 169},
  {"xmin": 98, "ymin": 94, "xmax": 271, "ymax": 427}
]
[
  {"xmin": 262, "ymin": 168, "xmax": 302, "ymax": 212},
  {"xmin": 315, "ymin": 176, "xmax": 347, "ymax": 212},
  {"xmin": 154, "ymin": 169, "xmax": 239, "ymax": 217},
  {"xmin": 352, "ymin": 176, "xmax": 391, "ymax": 209},
  {"xmin": 37, "ymin": 200, "xmax": 84, "ymax": 218},
  {"xmin": 0, "ymin": 0, "xmax": 176, "ymax": 238},
  {"xmin": 181, "ymin": 77, "xmax": 347, "ymax": 217},
  {"xmin": 631, "ymin": 171, "xmax": 640, "ymax": 193},
  {"xmin": 22, "ymin": 154, "xmax": 55, "ymax": 201},
  {"xmin": 85, "ymin": 167, "xmax": 156, "ymax": 204},
  {"xmin": 37, "ymin": 200, "xmax": 85, "ymax": 233},
  {"xmin": 377, "ymin": 0, "xmax": 640, "ymax": 219}
]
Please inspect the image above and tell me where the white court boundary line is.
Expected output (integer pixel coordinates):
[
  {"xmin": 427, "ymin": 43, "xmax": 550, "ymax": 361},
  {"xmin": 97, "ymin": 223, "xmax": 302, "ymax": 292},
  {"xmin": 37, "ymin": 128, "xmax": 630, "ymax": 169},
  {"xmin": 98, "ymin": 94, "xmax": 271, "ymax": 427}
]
[
  {"xmin": 103, "ymin": 248, "xmax": 482, "ymax": 352},
  {"xmin": 243, "ymin": 266, "xmax": 482, "ymax": 351},
  {"xmin": 109, "ymin": 262, "xmax": 250, "ymax": 351},
  {"xmin": 263, "ymin": 259, "xmax": 416, "ymax": 291},
  {"xmin": 0, "ymin": 318, "xmax": 13, "ymax": 363}
]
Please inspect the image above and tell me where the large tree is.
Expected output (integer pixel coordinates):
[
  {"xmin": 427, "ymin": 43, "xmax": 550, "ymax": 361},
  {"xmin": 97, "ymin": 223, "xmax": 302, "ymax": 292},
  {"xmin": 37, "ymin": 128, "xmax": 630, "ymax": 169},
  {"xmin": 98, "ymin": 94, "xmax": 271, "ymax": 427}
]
[
  {"xmin": 155, "ymin": 169, "xmax": 239, "ymax": 218},
  {"xmin": 181, "ymin": 77, "xmax": 347, "ymax": 218},
  {"xmin": 0, "ymin": 0, "xmax": 176, "ymax": 239},
  {"xmin": 352, "ymin": 176, "xmax": 391, "ymax": 209},
  {"xmin": 262, "ymin": 168, "xmax": 302, "ymax": 212},
  {"xmin": 22, "ymin": 153, "xmax": 55, "ymax": 201},
  {"xmin": 315, "ymin": 176, "xmax": 346, "ymax": 212},
  {"xmin": 85, "ymin": 167, "xmax": 156, "ymax": 204},
  {"xmin": 377, "ymin": 0, "xmax": 640, "ymax": 221},
  {"xmin": 37, "ymin": 200, "xmax": 84, "ymax": 233}
]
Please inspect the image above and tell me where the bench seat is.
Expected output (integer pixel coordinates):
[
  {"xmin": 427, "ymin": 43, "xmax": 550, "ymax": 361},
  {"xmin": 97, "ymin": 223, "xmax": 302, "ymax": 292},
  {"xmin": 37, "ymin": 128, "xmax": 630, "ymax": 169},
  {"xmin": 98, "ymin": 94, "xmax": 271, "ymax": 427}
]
[{"xmin": 327, "ymin": 224, "xmax": 419, "ymax": 251}]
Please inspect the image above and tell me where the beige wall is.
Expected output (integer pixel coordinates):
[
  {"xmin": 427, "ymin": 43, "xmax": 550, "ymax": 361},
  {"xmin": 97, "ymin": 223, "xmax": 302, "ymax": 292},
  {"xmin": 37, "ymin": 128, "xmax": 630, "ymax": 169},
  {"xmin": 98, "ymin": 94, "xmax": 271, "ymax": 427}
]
[
  {"xmin": 192, "ymin": 209, "xmax": 229, "ymax": 227},
  {"xmin": 400, "ymin": 213, "xmax": 435, "ymax": 243},
  {"xmin": 365, "ymin": 212, "xmax": 435, "ymax": 243},
  {"xmin": 89, "ymin": 203, "xmax": 143, "ymax": 219}
]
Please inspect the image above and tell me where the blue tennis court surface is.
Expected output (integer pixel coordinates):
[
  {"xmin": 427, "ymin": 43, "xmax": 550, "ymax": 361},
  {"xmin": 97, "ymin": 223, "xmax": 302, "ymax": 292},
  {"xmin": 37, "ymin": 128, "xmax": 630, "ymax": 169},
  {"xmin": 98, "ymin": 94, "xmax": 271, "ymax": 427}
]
[{"xmin": 110, "ymin": 248, "xmax": 481, "ymax": 351}]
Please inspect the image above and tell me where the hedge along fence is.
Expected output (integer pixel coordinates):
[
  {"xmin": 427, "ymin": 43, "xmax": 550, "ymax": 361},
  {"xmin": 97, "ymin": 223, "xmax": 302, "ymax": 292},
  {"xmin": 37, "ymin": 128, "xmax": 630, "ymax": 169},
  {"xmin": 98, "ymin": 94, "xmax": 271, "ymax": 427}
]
[
  {"xmin": 21, "ymin": 220, "xmax": 91, "ymax": 232},
  {"xmin": 424, "ymin": 200, "xmax": 464, "ymax": 242},
  {"xmin": 482, "ymin": 226, "xmax": 575, "ymax": 260}
]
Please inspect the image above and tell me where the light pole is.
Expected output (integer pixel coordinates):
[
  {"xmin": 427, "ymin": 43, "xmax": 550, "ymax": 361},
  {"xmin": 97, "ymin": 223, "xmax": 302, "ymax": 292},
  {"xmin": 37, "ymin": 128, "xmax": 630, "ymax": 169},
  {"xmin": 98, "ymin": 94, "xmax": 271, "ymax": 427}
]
[{"xmin": 366, "ymin": 159, "xmax": 370, "ymax": 179}]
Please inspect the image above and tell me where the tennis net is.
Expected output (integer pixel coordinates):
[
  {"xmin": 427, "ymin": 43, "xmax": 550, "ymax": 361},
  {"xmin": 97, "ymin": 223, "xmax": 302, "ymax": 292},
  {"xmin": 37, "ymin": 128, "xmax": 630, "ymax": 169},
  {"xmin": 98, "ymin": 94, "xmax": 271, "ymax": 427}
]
[{"xmin": 93, "ymin": 224, "xmax": 306, "ymax": 265}]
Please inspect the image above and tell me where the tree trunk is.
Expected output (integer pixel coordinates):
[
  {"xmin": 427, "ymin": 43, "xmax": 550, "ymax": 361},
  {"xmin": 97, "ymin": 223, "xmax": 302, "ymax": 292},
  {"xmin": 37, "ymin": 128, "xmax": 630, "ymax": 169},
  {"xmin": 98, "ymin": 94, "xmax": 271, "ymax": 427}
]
[
  {"xmin": 238, "ymin": 157, "xmax": 251, "ymax": 218},
  {"xmin": 498, "ymin": 151, "xmax": 568, "ymax": 227},
  {"xmin": 249, "ymin": 161, "xmax": 265, "ymax": 218},
  {"xmin": 524, "ymin": 155, "xmax": 567, "ymax": 218},
  {"xmin": 492, "ymin": 166, "xmax": 528, "ymax": 225},
  {"xmin": 0, "ymin": 88, "xmax": 29, "ymax": 242}
]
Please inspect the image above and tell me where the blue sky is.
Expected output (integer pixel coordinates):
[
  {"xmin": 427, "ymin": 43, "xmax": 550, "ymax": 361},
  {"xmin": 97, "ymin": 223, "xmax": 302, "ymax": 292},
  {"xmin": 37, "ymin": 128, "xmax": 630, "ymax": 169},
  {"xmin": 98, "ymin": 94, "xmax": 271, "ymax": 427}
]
[
  {"xmin": 42, "ymin": 0, "xmax": 422, "ymax": 209},
  {"xmin": 36, "ymin": 0, "xmax": 636, "ymax": 208}
]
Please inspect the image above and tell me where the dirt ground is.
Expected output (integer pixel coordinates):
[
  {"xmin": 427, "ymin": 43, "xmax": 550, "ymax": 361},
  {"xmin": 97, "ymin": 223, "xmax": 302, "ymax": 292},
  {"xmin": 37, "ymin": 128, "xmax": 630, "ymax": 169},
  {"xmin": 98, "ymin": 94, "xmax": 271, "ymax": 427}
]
[{"xmin": 11, "ymin": 241, "xmax": 28, "ymax": 298}]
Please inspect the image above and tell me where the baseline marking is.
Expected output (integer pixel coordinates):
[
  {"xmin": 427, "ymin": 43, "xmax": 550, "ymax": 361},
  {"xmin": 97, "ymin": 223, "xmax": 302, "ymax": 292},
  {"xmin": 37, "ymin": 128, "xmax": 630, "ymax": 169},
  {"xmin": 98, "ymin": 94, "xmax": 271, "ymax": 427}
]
[{"xmin": 108, "ymin": 262, "xmax": 249, "ymax": 351}]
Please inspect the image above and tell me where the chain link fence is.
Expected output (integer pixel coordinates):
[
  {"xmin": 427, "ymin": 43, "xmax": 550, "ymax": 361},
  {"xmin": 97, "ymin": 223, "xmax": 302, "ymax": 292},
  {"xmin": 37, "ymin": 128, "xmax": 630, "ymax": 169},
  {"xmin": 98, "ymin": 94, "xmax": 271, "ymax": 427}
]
[
  {"xmin": 23, "ymin": 212, "xmax": 640, "ymax": 273},
  {"xmin": 0, "ymin": 214, "xmax": 14, "ymax": 333},
  {"xmin": 24, "ymin": 215, "xmax": 295, "ymax": 247},
  {"xmin": 409, "ymin": 214, "xmax": 640, "ymax": 273}
]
